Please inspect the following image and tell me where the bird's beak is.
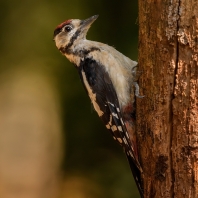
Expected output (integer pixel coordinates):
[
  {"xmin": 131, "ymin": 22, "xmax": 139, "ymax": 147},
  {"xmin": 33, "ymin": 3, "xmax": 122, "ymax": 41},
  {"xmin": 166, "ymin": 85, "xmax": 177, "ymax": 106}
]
[{"xmin": 80, "ymin": 15, "xmax": 99, "ymax": 32}]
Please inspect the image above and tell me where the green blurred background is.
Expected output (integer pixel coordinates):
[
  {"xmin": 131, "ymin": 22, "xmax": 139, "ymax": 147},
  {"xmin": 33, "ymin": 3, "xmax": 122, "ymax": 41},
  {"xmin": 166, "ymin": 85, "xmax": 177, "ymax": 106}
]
[{"xmin": 0, "ymin": 0, "xmax": 139, "ymax": 197}]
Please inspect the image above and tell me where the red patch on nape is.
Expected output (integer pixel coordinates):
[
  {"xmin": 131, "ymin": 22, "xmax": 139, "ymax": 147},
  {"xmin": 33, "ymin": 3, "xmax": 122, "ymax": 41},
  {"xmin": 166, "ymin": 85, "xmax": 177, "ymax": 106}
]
[{"xmin": 55, "ymin": 19, "xmax": 72, "ymax": 30}]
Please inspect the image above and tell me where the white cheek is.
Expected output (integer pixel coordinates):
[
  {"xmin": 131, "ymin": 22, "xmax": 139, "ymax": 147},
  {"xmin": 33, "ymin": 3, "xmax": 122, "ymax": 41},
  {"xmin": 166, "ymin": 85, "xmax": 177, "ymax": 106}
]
[
  {"xmin": 55, "ymin": 31, "xmax": 75, "ymax": 49},
  {"xmin": 55, "ymin": 36, "xmax": 66, "ymax": 49}
]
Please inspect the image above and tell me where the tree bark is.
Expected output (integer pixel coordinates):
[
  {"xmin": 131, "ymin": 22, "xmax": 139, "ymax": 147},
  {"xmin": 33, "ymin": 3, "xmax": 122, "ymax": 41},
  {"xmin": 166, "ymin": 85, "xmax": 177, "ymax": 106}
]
[{"xmin": 138, "ymin": 0, "xmax": 198, "ymax": 197}]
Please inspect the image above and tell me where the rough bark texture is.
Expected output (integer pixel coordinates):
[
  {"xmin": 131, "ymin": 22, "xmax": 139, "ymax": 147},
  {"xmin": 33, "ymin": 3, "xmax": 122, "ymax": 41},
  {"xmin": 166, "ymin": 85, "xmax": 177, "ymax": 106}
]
[{"xmin": 138, "ymin": 0, "xmax": 198, "ymax": 197}]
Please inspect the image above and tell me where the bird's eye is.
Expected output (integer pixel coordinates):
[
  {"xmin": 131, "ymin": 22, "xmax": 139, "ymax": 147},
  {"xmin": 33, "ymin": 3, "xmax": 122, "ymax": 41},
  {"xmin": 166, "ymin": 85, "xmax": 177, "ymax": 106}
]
[{"xmin": 64, "ymin": 26, "xmax": 72, "ymax": 32}]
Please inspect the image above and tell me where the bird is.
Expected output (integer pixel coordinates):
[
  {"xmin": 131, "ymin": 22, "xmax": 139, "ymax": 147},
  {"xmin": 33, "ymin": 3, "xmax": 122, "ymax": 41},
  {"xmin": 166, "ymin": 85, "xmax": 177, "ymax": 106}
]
[{"xmin": 53, "ymin": 15, "xmax": 143, "ymax": 197}]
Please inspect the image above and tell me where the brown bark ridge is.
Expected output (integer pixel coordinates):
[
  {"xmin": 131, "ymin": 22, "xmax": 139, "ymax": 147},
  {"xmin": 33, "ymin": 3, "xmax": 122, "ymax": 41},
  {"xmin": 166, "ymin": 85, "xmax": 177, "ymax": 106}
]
[{"xmin": 137, "ymin": 0, "xmax": 198, "ymax": 197}]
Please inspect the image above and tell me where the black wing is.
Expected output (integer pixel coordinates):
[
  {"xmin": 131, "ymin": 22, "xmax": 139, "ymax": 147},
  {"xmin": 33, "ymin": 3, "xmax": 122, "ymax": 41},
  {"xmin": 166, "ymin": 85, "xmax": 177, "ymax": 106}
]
[{"xmin": 78, "ymin": 58, "xmax": 143, "ymax": 196}]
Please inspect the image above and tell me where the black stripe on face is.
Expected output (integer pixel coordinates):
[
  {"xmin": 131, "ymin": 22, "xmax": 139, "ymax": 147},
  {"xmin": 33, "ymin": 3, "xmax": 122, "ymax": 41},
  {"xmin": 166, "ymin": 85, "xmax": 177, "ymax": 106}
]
[
  {"xmin": 58, "ymin": 29, "xmax": 81, "ymax": 54},
  {"xmin": 65, "ymin": 29, "xmax": 81, "ymax": 52},
  {"xmin": 59, "ymin": 29, "xmax": 82, "ymax": 54}
]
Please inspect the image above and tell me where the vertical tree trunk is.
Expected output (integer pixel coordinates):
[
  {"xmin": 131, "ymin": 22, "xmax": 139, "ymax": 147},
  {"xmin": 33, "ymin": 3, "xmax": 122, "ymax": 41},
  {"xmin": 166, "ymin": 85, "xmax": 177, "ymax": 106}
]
[{"xmin": 138, "ymin": 0, "xmax": 198, "ymax": 197}]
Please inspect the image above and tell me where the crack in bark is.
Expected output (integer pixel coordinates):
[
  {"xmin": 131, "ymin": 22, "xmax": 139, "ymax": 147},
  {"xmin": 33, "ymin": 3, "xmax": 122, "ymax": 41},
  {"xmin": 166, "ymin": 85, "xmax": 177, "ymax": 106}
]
[{"xmin": 170, "ymin": 0, "xmax": 181, "ymax": 197}]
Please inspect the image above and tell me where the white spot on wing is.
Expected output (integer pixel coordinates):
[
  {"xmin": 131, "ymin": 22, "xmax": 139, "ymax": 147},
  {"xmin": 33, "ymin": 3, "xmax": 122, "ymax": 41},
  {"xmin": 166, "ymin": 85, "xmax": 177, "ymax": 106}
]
[
  {"xmin": 123, "ymin": 137, "xmax": 128, "ymax": 145},
  {"xmin": 108, "ymin": 102, "xmax": 115, "ymax": 107},
  {"xmin": 117, "ymin": 138, "xmax": 122, "ymax": 144},
  {"xmin": 109, "ymin": 115, "xmax": 112, "ymax": 126},
  {"xmin": 112, "ymin": 112, "xmax": 118, "ymax": 119},
  {"xmin": 81, "ymin": 70, "xmax": 104, "ymax": 117},
  {"xmin": 125, "ymin": 132, "xmax": 130, "ymax": 139},
  {"xmin": 129, "ymin": 150, "xmax": 134, "ymax": 157},
  {"xmin": 118, "ymin": 126, "xmax": 123, "ymax": 132},
  {"xmin": 106, "ymin": 115, "xmax": 113, "ymax": 130},
  {"xmin": 120, "ymin": 118, "xmax": 124, "ymax": 125},
  {"xmin": 106, "ymin": 124, "xmax": 110, "ymax": 129},
  {"xmin": 111, "ymin": 125, "xmax": 117, "ymax": 132}
]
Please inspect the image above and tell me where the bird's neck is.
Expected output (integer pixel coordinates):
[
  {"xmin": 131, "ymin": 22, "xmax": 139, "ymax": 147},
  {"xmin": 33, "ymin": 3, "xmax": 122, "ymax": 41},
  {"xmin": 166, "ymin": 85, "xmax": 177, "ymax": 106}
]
[{"xmin": 63, "ymin": 39, "xmax": 99, "ymax": 66}]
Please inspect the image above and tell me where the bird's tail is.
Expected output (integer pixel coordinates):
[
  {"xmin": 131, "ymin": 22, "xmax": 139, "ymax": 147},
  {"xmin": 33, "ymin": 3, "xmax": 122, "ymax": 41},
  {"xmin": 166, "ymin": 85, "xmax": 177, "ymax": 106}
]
[{"xmin": 126, "ymin": 153, "xmax": 144, "ymax": 198}]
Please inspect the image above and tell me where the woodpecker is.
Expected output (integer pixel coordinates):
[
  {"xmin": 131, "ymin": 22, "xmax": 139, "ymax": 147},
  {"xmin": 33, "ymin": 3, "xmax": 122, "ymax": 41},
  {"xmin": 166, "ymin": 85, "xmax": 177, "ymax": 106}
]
[{"xmin": 54, "ymin": 15, "xmax": 143, "ymax": 197}]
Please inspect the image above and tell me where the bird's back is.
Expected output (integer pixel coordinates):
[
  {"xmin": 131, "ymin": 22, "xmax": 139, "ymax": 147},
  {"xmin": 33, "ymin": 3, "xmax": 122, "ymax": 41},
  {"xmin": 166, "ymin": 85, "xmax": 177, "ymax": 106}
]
[{"xmin": 72, "ymin": 39, "xmax": 138, "ymax": 108}]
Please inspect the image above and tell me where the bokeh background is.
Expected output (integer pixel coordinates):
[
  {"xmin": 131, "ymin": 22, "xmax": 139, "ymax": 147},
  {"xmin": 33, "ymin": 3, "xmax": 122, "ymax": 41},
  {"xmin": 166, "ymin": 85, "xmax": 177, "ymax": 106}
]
[{"xmin": 0, "ymin": 0, "xmax": 139, "ymax": 197}]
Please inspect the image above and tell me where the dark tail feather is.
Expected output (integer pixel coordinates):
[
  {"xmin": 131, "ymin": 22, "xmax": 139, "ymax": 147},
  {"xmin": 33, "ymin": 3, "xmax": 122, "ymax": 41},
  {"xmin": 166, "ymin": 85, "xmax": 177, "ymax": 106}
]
[{"xmin": 126, "ymin": 153, "xmax": 144, "ymax": 198}]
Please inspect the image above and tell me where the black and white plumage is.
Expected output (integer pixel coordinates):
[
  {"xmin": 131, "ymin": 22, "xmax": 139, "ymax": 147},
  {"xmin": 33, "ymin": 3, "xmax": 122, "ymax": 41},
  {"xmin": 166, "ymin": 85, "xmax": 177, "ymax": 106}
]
[{"xmin": 54, "ymin": 15, "xmax": 143, "ymax": 197}]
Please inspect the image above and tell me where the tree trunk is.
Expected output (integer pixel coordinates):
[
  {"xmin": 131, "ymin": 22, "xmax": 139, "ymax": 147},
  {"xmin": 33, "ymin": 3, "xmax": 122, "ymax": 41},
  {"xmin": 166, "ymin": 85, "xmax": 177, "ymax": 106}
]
[{"xmin": 137, "ymin": 0, "xmax": 198, "ymax": 197}]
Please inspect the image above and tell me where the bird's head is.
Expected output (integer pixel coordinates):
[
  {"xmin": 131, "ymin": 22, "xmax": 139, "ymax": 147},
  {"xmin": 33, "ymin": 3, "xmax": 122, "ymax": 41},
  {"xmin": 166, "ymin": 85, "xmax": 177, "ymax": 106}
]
[{"xmin": 53, "ymin": 15, "xmax": 98, "ymax": 51}]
